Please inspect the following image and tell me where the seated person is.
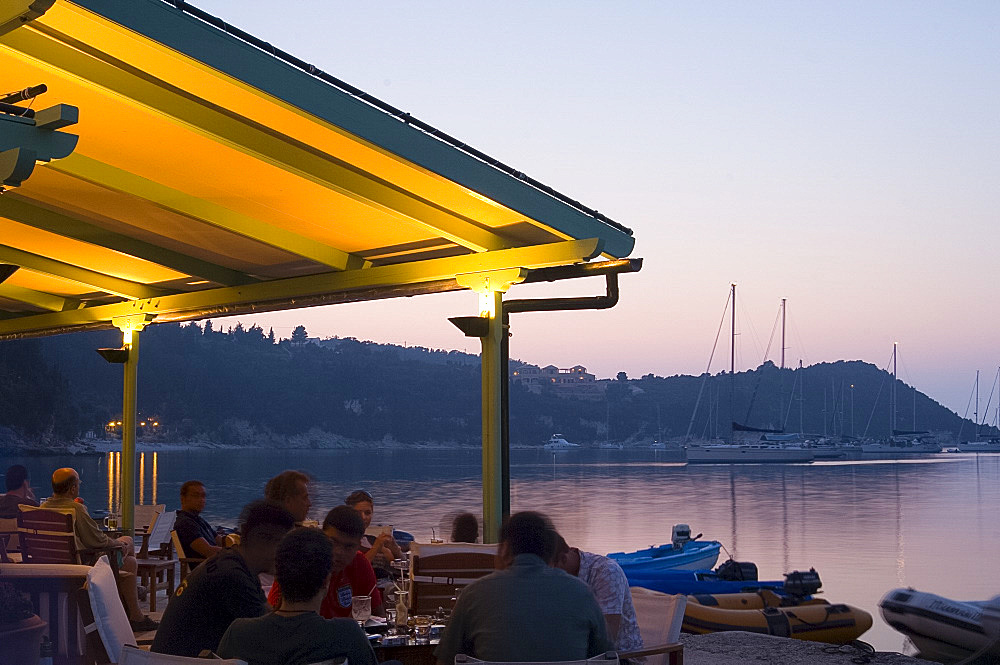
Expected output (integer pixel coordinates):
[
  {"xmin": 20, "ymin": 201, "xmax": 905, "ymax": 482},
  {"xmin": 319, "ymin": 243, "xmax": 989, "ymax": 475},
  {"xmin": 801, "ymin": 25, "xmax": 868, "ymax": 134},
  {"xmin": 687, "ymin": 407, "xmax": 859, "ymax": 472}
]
[
  {"xmin": 218, "ymin": 527, "xmax": 378, "ymax": 665},
  {"xmin": 40, "ymin": 468, "xmax": 155, "ymax": 631},
  {"xmin": 269, "ymin": 506, "xmax": 384, "ymax": 618},
  {"xmin": 450, "ymin": 512, "xmax": 479, "ymax": 543},
  {"xmin": 435, "ymin": 512, "xmax": 612, "ymax": 665},
  {"xmin": 174, "ymin": 480, "xmax": 225, "ymax": 558},
  {"xmin": 0, "ymin": 464, "xmax": 39, "ymax": 518},
  {"xmin": 264, "ymin": 470, "xmax": 312, "ymax": 523},
  {"xmin": 551, "ymin": 534, "xmax": 643, "ymax": 655},
  {"xmin": 152, "ymin": 501, "xmax": 295, "ymax": 657},
  {"xmin": 345, "ymin": 489, "xmax": 402, "ymax": 573}
]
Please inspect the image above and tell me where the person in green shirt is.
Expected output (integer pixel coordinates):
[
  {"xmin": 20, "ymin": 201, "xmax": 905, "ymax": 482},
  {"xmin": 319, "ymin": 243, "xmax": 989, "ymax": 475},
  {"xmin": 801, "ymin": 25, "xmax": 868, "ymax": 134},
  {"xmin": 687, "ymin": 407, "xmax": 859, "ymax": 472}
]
[{"xmin": 218, "ymin": 527, "xmax": 378, "ymax": 665}]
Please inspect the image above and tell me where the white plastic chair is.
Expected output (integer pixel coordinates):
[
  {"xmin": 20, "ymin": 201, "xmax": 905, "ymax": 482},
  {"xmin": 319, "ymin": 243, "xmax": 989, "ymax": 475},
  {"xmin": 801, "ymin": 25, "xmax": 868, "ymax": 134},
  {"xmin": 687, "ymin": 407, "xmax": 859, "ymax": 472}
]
[
  {"xmin": 119, "ymin": 645, "xmax": 248, "ymax": 663},
  {"xmin": 456, "ymin": 652, "xmax": 618, "ymax": 665},
  {"xmin": 625, "ymin": 587, "xmax": 687, "ymax": 665},
  {"xmin": 86, "ymin": 555, "xmax": 137, "ymax": 663}
]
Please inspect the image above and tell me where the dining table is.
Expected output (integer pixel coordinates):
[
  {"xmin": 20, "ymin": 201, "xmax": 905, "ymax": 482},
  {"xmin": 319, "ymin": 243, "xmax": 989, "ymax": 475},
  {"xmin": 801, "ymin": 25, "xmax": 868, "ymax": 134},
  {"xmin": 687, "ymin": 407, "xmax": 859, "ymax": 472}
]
[{"xmin": 374, "ymin": 637, "xmax": 439, "ymax": 665}]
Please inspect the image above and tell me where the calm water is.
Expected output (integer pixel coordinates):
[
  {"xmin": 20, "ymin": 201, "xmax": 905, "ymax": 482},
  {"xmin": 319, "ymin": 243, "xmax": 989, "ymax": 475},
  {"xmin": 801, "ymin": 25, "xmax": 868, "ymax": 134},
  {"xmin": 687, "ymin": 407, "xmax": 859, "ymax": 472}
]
[{"xmin": 4, "ymin": 447, "xmax": 999, "ymax": 653}]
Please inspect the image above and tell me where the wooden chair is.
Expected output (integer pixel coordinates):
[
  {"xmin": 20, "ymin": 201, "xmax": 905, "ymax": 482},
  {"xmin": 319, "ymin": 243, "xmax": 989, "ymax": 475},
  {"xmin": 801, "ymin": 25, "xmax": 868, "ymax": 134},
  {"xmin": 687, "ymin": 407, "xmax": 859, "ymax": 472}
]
[
  {"xmin": 170, "ymin": 529, "xmax": 205, "ymax": 584},
  {"xmin": 408, "ymin": 542, "xmax": 498, "ymax": 615},
  {"xmin": 17, "ymin": 506, "xmax": 121, "ymax": 580},
  {"xmin": 0, "ymin": 516, "xmax": 19, "ymax": 562},
  {"xmin": 135, "ymin": 510, "xmax": 177, "ymax": 612},
  {"xmin": 133, "ymin": 504, "xmax": 165, "ymax": 552}
]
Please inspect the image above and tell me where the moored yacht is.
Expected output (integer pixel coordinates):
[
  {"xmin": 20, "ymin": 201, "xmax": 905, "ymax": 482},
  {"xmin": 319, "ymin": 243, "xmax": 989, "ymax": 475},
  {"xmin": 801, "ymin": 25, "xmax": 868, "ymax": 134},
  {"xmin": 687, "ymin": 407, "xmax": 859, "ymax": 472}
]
[{"xmin": 544, "ymin": 434, "xmax": 580, "ymax": 450}]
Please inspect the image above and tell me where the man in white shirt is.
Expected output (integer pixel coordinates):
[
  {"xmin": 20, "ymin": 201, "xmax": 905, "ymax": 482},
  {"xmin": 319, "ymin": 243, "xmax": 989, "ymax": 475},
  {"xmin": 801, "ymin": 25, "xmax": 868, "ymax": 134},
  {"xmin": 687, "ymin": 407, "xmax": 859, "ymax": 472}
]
[{"xmin": 551, "ymin": 534, "xmax": 643, "ymax": 655}]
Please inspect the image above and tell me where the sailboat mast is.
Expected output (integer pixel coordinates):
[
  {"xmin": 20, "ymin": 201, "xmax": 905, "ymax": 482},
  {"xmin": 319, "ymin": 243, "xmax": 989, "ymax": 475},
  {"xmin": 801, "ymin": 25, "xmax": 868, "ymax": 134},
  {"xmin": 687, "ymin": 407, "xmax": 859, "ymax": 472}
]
[
  {"xmin": 730, "ymin": 282, "xmax": 736, "ymax": 443},
  {"xmin": 975, "ymin": 369, "xmax": 980, "ymax": 438},
  {"xmin": 891, "ymin": 342, "xmax": 897, "ymax": 435},
  {"xmin": 780, "ymin": 298, "xmax": 786, "ymax": 370}
]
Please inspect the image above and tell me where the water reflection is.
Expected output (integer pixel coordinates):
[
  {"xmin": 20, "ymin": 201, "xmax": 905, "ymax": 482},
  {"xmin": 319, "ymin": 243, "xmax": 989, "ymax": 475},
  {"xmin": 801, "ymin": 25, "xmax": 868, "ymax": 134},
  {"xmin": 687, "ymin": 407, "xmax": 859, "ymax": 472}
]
[{"xmin": 3, "ymin": 447, "xmax": 998, "ymax": 652}]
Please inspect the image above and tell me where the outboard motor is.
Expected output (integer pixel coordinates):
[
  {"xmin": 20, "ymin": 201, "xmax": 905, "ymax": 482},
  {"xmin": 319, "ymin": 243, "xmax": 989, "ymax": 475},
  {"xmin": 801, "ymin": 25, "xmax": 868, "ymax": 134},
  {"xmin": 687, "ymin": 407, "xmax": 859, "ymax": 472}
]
[
  {"xmin": 715, "ymin": 559, "xmax": 759, "ymax": 581},
  {"xmin": 783, "ymin": 568, "xmax": 822, "ymax": 599},
  {"xmin": 671, "ymin": 524, "xmax": 695, "ymax": 550}
]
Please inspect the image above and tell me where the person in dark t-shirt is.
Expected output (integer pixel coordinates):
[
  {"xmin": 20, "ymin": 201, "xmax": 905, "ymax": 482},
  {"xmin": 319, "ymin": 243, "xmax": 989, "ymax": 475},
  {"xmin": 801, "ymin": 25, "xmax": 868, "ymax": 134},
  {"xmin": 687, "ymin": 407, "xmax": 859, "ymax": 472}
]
[
  {"xmin": 151, "ymin": 501, "xmax": 294, "ymax": 657},
  {"xmin": 173, "ymin": 480, "xmax": 224, "ymax": 558},
  {"xmin": 218, "ymin": 527, "xmax": 377, "ymax": 665}
]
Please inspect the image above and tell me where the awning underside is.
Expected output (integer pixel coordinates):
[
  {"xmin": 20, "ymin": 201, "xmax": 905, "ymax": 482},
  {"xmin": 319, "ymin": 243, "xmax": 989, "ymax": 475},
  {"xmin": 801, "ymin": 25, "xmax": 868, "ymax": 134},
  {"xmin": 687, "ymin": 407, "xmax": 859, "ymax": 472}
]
[{"xmin": 0, "ymin": 0, "xmax": 633, "ymax": 338}]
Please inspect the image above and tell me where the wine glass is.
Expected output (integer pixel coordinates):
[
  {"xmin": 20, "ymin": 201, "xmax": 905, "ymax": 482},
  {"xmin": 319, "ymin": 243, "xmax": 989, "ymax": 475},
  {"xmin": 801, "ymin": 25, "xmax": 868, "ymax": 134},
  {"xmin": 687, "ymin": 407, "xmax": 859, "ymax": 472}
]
[{"xmin": 351, "ymin": 595, "xmax": 372, "ymax": 627}]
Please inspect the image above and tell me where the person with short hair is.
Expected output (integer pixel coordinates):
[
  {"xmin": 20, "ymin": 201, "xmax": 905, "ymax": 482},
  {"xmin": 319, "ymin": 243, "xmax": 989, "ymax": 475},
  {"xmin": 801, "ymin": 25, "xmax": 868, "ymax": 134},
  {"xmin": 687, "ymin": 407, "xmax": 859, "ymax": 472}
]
[
  {"xmin": 174, "ymin": 480, "xmax": 224, "ymax": 558},
  {"xmin": 264, "ymin": 470, "xmax": 312, "ymax": 523},
  {"xmin": 345, "ymin": 489, "xmax": 403, "ymax": 570},
  {"xmin": 218, "ymin": 528, "xmax": 378, "ymax": 665},
  {"xmin": 268, "ymin": 506, "xmax": 384, "ymax": 618},
  {"xmin": 0, "ymin": 464, "xmax": 38, "ymax": 518},
  {"xmin": 435, "ymin": 512, "xmax": 612, "ymax": 665},
  {"xmin": 40, "ymin": 468, "xmax": 154, "ymax": 630},
  {"xmin": 551, "ymin": 534, "xmax": 643, "ymax": 655},
  {"xmin": 450, "ymin": 512, "xmax": 479, "ymax": 543},
  {"xmin": 151, "ymin": 501, "xmax": 296, "ymax": 657}
]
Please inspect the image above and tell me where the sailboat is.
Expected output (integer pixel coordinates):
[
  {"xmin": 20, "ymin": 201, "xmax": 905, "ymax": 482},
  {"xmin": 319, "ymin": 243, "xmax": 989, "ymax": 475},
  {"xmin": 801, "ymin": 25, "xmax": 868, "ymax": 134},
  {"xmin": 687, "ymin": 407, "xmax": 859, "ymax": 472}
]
[
  {"xmin": 685, "ymin": 285, "xmax": 814, "ymax": 464},
  {"xmin": 860, "ymin": 343, "xmax": 941, "ymax": 454},
  {"xmin": 957, "ymin": 367, "xmax": 1000, "ymax": 452}
]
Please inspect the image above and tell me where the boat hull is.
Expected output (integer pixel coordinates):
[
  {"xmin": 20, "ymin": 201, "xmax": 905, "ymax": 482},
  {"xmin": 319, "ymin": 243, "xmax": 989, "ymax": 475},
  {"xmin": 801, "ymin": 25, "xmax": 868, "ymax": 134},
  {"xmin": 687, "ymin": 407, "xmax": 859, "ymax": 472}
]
[
  {"xmin": 627, "ymin": 571, "xmax": 787, "ymax": 596},
  {"xmin": 686, "ymin": 446, "xmax": 815, "ymax": 464},
  {"xmin": 608, "ymin": 541, "xmax": 722, "ymax": 572},
  {"xmin": 956, "ymin": 442, "xmax": 1000, "ymax": 453},
  {"xmin": 880, "ymin": 588, "xmax": 1000, "ymax": 663},
  {"xmin": 684, "ymin": 594, "xmax": 872, "ymax": 644}
]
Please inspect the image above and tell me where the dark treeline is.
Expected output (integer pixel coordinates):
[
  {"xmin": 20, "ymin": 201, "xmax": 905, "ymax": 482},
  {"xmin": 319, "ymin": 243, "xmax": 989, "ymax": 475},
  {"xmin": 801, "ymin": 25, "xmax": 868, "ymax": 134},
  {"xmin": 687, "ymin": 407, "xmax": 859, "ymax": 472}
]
[{"xmin": 0, "ymin": 322, "xmax": 990, "ymax": 447}]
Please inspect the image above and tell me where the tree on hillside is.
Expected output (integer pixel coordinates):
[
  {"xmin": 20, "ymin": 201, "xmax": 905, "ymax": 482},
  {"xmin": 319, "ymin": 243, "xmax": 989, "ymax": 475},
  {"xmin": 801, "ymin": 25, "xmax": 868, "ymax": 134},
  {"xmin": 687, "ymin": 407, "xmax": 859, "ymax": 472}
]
[{"xmin": 291, "ymin": 325, "xmax": 308, "ymax": 345}]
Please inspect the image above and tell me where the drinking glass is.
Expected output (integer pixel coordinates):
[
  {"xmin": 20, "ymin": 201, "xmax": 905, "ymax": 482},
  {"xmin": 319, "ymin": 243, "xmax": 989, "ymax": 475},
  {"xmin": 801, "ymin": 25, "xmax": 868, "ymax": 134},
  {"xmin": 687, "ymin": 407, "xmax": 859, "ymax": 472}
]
[
  {"xmin": 414, "ymin": 615, "xmax": 431, "ymax": 643},
  {"xmin": 351, "ymin": 595, "xmax": 372, "ymax": 627},
  {"xmin": 385, "ymin": 607, "xmax": 397, "ymax": 635},
  {"xmin": 103, "ymin": 513, "xmax": 119, "ymax": 530}
]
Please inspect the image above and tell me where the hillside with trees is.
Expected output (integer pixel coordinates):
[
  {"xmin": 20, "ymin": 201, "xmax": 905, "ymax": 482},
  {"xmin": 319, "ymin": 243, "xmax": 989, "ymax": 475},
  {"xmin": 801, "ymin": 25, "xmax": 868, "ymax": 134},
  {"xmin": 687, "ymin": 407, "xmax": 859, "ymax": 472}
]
[{"xmin": 0, "ymin": 321, "xmax": 991, "ymax": 450}]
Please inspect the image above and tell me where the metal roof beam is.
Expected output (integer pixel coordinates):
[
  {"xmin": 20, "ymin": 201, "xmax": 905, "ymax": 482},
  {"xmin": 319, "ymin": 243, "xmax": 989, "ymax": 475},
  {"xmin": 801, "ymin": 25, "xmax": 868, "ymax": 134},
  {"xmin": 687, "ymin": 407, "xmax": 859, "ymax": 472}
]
[
  {"xmin": 0, "ymin": 282, "xmax": 75, "ymax": 311},
  {"xmin": 0, "ymin": 238, "xmax": 602, "ymax": 337},
  {"xmin": 0, "ymin": 244, "xmax": 165, "ymax": 299},
  {"xmin": 48, "ymin": 155, "xmax": 369, "ymax": 272},
  {"xmin": 9, "ymin": 25, "xmax": 511, "ymax": 254},
  {"xmin": 0, "ymin": 193, "xmax": 258, "ymax": 286}
]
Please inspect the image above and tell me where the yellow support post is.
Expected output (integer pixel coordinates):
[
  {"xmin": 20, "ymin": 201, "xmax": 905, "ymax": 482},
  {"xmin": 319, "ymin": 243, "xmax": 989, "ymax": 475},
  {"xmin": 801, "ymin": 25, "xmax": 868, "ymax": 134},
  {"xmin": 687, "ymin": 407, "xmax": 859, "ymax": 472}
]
[
  {"xmin": 480, "ymin": 289, "xmax": 503, "ymax": 543},
  {"xmin": 457, "ymin": 269, "xmax": 526, "ymax": 543},
  {"xmin": 113, "ymin": 313, "xmax": 153, "ymax": 536}
]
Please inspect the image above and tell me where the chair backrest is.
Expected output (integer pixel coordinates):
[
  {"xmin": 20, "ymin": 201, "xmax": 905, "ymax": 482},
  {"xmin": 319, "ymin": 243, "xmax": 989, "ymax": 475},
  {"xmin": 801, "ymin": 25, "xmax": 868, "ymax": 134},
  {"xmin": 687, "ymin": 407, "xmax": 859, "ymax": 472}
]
[
  {"xmin": 410, "ymin": 542, "xmax": 498, "ymax": 614},
  {"xmin": 455, "ymin": 652, "xmax": 619, "ymax": 665},
  {"xmin": 170, "ymin": 528, "xmax": 186, "ymax": 558},
  {"xmin": 119, "ymin": 644, "xmax": 248, "ymax": 664},
  {"xmin": 0, "ymin": 515, "xmax": 18, "ymax": 552},
  {"xmin": 86, "ymin": 555, "xmax": 136, "ymax": 663},
  {"xmin": 141, "ymin": 510, "xmax": 175, "ymax": 557},
  {"xmin": 629, "ymin": 587, "xmax": 687, "ymax": 655},
  {"xmin": 17, "ymin": 506, "xmax": 82, "ymax": 564},
  {"xmin": 133, "ymin": 504, "xmax": 165, "ymax": 535}
]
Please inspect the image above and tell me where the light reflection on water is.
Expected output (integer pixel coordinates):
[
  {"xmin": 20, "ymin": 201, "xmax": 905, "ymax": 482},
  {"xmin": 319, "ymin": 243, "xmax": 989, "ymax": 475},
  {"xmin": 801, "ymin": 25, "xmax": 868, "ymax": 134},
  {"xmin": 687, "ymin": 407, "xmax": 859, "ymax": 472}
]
[{"xmin": 3, "ymin": 448, "xmax": 998, "ymax": 652}]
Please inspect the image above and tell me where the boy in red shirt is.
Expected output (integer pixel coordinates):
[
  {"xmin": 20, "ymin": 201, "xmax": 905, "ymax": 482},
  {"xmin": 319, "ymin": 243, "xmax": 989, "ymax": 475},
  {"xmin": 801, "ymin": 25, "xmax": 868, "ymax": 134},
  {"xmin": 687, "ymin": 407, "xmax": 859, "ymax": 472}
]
[{"xmin": 268, "ymin": 506, "xmax": 383, "ymax": 618}]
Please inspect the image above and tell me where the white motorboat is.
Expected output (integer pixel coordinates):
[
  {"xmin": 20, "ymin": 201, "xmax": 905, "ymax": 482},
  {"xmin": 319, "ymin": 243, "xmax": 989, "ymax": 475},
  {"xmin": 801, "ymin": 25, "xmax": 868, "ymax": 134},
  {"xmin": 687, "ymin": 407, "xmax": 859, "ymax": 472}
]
[
  {"xmin": 860, "ymin": 438, "xmax": 942, "ymax": 454},
  {"xmin": 881, "ymin": 588, "xmax": 1000, "ymax": 663},
  {"xmin": 685, "ymin": 443, "xmax": 814, "ymax": 464},
  {"xmin": 544, "ymin": 434, "xmax": 580, "ymax": 451},
  {"xmin": 598, "ymin": 441, "xmax": 624, "ymax": 450}
]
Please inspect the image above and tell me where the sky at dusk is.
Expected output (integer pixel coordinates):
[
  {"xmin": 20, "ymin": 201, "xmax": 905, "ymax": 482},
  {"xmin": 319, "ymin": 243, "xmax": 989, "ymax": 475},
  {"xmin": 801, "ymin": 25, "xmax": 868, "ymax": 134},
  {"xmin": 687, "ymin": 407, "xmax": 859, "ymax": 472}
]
[{"xmin": 197, "ymin": 1, "xmax": 1000, "ymax": 416}]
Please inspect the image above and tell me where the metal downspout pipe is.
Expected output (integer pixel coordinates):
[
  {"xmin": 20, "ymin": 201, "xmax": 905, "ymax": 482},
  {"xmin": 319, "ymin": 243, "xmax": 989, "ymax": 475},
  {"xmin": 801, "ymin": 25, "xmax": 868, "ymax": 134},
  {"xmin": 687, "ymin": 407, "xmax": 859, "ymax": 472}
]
[{"xmin": 499, "ymin": 258, "xmax": 642, "ymax": 519}]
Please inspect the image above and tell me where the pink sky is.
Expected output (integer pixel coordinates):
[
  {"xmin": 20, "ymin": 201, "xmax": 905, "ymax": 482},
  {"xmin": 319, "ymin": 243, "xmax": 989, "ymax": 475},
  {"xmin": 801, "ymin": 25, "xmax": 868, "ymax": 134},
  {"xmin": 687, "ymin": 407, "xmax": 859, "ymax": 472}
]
[{"xmin": 200, "ymin": 1, "xmax": 1000, "ymax": 416}]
